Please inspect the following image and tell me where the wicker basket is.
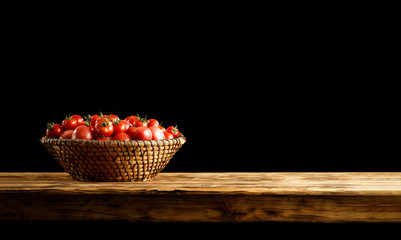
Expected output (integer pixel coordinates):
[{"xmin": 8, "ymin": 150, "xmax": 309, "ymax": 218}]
[{"xmin": 40, "ymin": 135, "xmax": 186, "ymax": 182}]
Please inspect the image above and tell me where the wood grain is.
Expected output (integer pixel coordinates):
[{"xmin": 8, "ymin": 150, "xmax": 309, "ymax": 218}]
[{"xmin": 1, "ymin": 172, "xmax": 400, "ymax": 222}]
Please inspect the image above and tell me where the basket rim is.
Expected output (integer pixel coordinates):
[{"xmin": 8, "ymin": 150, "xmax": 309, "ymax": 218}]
[{"xmin": 40, "ymin": 134, "xmax": 186, "ymax": 147}]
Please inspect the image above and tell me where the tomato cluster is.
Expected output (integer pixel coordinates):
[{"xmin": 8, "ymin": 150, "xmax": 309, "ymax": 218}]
[{"xmin": 46, "ymin": 113, "xmax": 181, "ymax": 141}]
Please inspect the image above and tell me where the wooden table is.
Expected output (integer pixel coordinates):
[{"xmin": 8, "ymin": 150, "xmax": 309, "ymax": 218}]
[{"xmin": 1, "ymin": 172, "xmax": 400, "ymax": 222}]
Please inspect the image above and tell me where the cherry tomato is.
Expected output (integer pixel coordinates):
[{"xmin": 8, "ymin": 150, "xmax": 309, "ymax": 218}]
[
  {"xmin": 72, "ymin": 125, "xmax": 94, "ymax": 140},
  {"xmin": 112, "ymin": 133, "xmax": 131, "ymax": 141},
  {"xmin": 46, "ymin": 123, "xmax": 62, "ymax": 138},
  {"xmin": 71, "ymin": 115, "xmax": 85, "ymax": 126},
  {"xmin": 134, "ymin": 118, "xmax": 148, "ymax": 127},
  {"xmin": 61, "ymin": 116, "xmax": 78, "ymax": 131},
  {"xmin": 159, "ymin": 126, "xmax": 166, "ymax": 132},
  {"xmin": 130, "ymin": 126, "xmax": 152, "ymax": 140},
  {"xmin": 119, "ymin": 120, "xmax": 131, "ymax": 129},
  {"xmin": 163, "ymin": 131, "xmax": 174, "ymax": 139},
  {"xmin": 166, "ymin": 126, "xmax": 179, "ymax": 138},
  {"xmin": 126, "ymin": 127, "xmax": 137, "ymax": 139},
  {"xmin": 95, "ymin": 114, "xmax": 118, "ymax": 125},
  {"xmin": 149, "ymin": 126, "xmax": 165, "ymax": 140},
  {"xmin": 88, "ymin": 125, "xmax": 96, "ymax": 137},
  {"xmin": 125, "ymin": 115, "xmax": 138, "ymax": 126},
  {"xmin": 95, "ymin": 118, "xmax": 114, "ymax": 137},
  {"xmin": 103, "ymin": 114, "xmax": 119, "ymax": 122},
  {"xmin": 59, "ymin": 130, "xmax": 74, "ymax": 139},
  {"xmin": 148, "ymin": 119, "xmax": 159, "ymax": 128},
  {"xmin": 88, "ymin": 114, "xmax": 101, "ymax": 126},
  {"xmin": 112, "ymin": 120, "xmax": 128, "ymax": 136}
]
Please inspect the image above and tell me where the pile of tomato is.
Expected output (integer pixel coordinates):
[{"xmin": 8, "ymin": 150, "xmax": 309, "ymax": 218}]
[{"xmin": 45, "ymin": 113, "xmax": 181, "ymax": 141}]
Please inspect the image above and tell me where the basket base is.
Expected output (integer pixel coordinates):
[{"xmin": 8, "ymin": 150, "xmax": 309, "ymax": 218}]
[
  {"xmin": 72, "ymin": 178, "xmax": 154, "ymax": 182},
  {"xmin": 70, "ymin": 174, "xmax": 157, "ymax": 182}
]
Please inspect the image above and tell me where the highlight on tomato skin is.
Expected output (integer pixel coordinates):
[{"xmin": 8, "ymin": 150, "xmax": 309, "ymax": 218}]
[
  {"xmin": 166, "ymin": 125, "xmax": 180, "ymax": 138},
  {"xmin": 149, "ymin": 126, "xmax": 165, "ymax": 140},
  {"xmin": 61, "ymin": 115, "xmax": 78, "ymax": 131},
  {"xmin": 94, "ymin": 117, "xmax": 114, "ymax": 137},
  {"xmin": 45, "ymin": 113, "xmax": 183, "ymax": 141},
  {"xmin": 163, "ymin": 131, "xmax": 174, "ymax": 139},
  {"xmin": 72, "ymin": 125, "xmax": 94, "ymax": 140},
  {"xmin": 129, "ymin": 126, "xmax": 152, "ymax": 140},
  {"xmin": 46, "ymin": 123, "xmax": 62, "ymax": 138}
]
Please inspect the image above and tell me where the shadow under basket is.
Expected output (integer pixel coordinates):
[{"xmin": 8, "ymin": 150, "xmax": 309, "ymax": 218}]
[{"xmin": 40, "ymin": 136, "xmax": 186, "ymax": 182}]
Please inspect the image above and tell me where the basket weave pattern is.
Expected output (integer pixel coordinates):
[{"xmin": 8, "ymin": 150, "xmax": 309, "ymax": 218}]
[{"xmin": 41, "ymin": 136, "xmax": 186, "ymax": 182}]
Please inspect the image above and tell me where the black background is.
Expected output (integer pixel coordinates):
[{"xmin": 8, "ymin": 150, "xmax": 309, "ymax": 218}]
[
  {"xmin": 1, "ymin": 15, "xmax": 401, "ymax": 233},
  {"xmin": 3, "ymin": 16, "xmax": 400, "ymax": 172}
]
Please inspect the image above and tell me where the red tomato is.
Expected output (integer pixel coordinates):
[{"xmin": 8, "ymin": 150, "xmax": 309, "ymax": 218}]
[
  {"xmin": 95, "ymin": 114, "xmax": 118, "ymax": 125},
  {"xmin": 72, "ymin": 125, "xmax": 94, "ymax": 140},
  {"xmin": 61, "ymin": 116, "xmax": 78, "ymax": 131},
  {"xmin": 125, "ymin": 115, "xmax": 138, "ymax": 126},
  {"xmin": 126, "ymin": 127, "xmax": 137, "ymax": 139},
  {"xmin": 71, "ymin": 115, "xmax": 85, "ymax": 126},
  {"xmin": 163, "ymin": 131, "xmax": 174, "ymax": 139},
  {"xmin": 95, "ymin": 118, "xmax": 114, "ymax": 137},
  {"xmin": 46, "ymin": 123, "xmax": 62, "ymax": 138},
  {"xmin": 119, "ymin": 120, "xmax": 131, "ymax": 129},
  {"xmin": 112, "ymin": 120, "xmax": 128, "ymax": 136},
  {"xmin": 149, "ymin": 126, "xmax": 165, "ymax": 140},
  {"xmin": 130, "ymin": 126, "xmax": 152, "ymax": 140},
  {"xmin": 112, "ymin": 133, "xmax": 131, "ymax": 141},
  {"xmin": 134, "ymin": 118, "xmax": 148, "ymax": 128},
  {"xmin": 148, "ymin": 119, "xmax": 159, "ymax": 128},
  {"xmin": 90, "ymin": 114, "xmax": 101, "ymax": 126},
  {"xmin": 47, "ymin": 113, "xmax": 181, "ymax": 141},
  {"xmin": 59, "ymin": 130, "xmax": 74, "ymax": 139},
  {"xmin": 88, "ymin": 125, "xmax": 96, "ymax": 137},
  {"xmin": 166, "ymin": 126, "xmax": 179, "ymax": 138},
  {"xmin": 103, "ymin": 114, "xmax": 119, "ymax": 122}
]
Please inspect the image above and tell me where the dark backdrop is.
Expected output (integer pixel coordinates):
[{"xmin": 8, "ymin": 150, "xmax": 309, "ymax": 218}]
[
  {"xmin": 2, "ymin": 17, "xmax": 400, "ymax": 172},
  {"xmin": 1, "ymin": 14, "xmax": 401, "ymax": 235}
]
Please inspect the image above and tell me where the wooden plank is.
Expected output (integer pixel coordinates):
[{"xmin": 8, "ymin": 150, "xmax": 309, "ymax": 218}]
[{"xmin": 0, "ymin": 172, "xmax": 400, "ymax": 222}]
